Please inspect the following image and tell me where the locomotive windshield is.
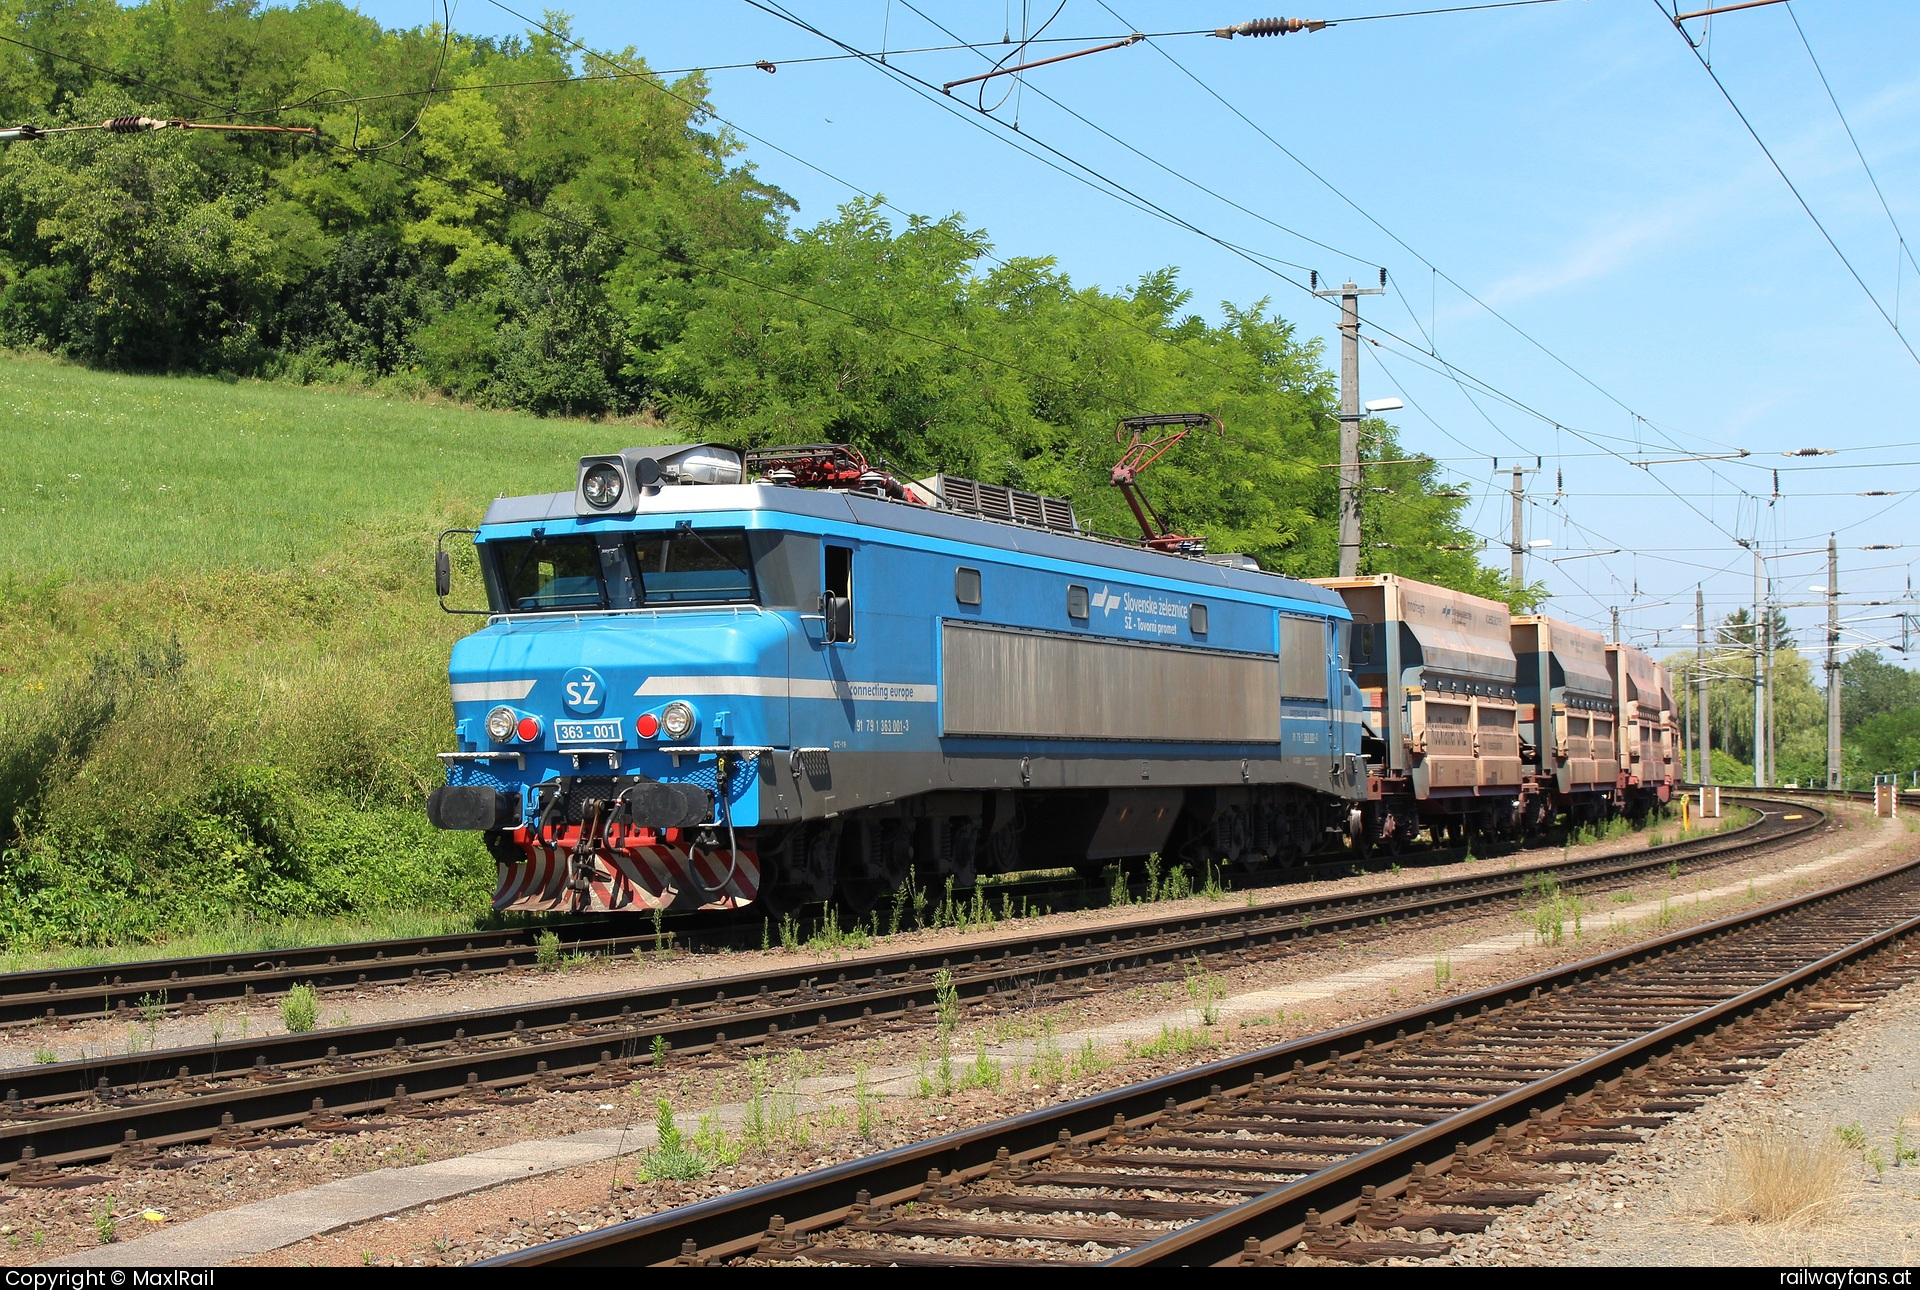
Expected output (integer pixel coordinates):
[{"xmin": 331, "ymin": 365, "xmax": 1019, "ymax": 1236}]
[
  {"xmin": 492, "ymin": 536, "xmax": 605, "ymax": 612},
  {"xmin": 629, "ymin": 529, "xmax": 756, "ymax": 604},
  {"xmin": 482, "ymin": 529, "xmax": 759, "ymax": 614}
]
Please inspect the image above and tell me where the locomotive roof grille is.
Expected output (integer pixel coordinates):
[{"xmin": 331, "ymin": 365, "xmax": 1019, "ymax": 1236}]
[{"xmin": 917, "ymin": 473, "xmax": 1078, "ymax": 535}]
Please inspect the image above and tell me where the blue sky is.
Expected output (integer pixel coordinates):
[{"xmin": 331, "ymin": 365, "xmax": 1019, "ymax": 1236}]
[{"xmin": 359, "ymin": 0, "xmax": 1920, "ymax": 661}]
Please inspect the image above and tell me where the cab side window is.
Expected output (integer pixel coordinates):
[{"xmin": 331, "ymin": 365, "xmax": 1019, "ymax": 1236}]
[{"xmin": 823, "ymin": 544, "xmax": 854, "ymax": 643}]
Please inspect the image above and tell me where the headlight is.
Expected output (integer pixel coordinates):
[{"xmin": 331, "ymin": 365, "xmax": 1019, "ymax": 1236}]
[
  {"xmin": 485, "ymin": 706, "xmax": 516, "ymax": 742},
  {"xmin": 661, "ymin": 701, "xmax": 695, "ymax": 740},
  {"xmin": 581, "ymin": 463, "xmax": 624, "ymax": 509}
]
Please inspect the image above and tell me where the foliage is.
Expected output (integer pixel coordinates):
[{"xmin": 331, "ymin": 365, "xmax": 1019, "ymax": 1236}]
[
  {"xmin": 280, "ymin": 982, "xmax": 319, "ymax": 1034},
  {"xmin": 645, "ymin": 203, "xmax": 1502, "ymax": 591},
  {"xmin": 0, "ymin": 362, "xmax": 552, "ymax": 947},
  {"xmin": 637, "ymin": 1097, "xmax": 711, "ymax": 1182},
  {"xmin": 1671, "ymin": 629, "xmax": 1920, "ymax": 784},
  {"xmin": 0, "ymin": 2, "xmax": 788, "ymax": 409},
  {"xmin": 1840, "ymin": 651, "xmax": 1920, "ymax": 736},
  {"xmin": 1852, "ymin": 708, "xmax": 1920, "ymax": 780},
  {"xmin": 0, "ymin": 4, "xmax": 1507, "ymax": 600}
]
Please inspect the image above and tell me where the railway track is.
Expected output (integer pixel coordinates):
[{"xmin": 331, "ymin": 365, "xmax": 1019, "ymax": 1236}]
[
  {"xmin": 0, "ymin": 797, "xmax": 1815, "ymax": 1181},
  {"xmin": 0, "ymin": 802, "xmax": 1773, "ymax": 1029},
  {"xmin": 0, "ymin": 872, "xmax": 1119, "ymax": 1029},
  {"xmin": 485, "ymin": 811, "xmax": 1920, "ymax": 1268}
]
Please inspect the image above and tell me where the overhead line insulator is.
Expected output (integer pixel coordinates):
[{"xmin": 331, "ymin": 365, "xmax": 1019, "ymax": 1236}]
[{"xmin": 1212, "ymin": 17, "xmax": 1327, "ymax": 38}]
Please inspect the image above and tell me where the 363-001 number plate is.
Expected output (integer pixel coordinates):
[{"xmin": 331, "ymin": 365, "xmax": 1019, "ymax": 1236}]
[{"xmin": 554, "ymin": 719, "xmax": 622, "ymax": 744}]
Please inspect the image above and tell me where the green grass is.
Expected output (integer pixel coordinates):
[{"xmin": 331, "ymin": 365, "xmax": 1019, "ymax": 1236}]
[
  {"xmin": 0, "ymin": 354, "xmax": 664, "ymax": 951},
  {"xmin": 0, "ymin": 353, "xmax": 660, "ymax": 578},
  {"xmin": 0, "ymin": 907, "xmax": 502, "ymax": 975}
]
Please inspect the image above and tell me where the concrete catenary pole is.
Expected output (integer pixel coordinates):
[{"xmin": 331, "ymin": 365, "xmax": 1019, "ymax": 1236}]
[
  {"xmin": 1683, "ymin": 657, "xmax": 1694, "ymax": 782},
  {"xmin": 1318, "ymin": 271, "xmax": 1383, "ymax": 579},
  {"xmin": 1752, "ymin": 544, "xmax": 1766, "ymax": 788},
  {"xmin": 1512, "ymin": 466, "xmax": 1527, "ymax": 591},
  {"xmin": 1697, "ymin": 584, "xmax": 1712, "ymax": 786},
  {"xmin": 1827, "ymin": 533, "xmax": 1842, "ymax": 789}
]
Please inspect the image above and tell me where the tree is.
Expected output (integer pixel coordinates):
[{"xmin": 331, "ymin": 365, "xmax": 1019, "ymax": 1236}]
[
  {"xmin": 643, "ymin": 200, "xmax": 1503, "ymax": 592},
  {"xmin": 1838, "ymin": 649, "xmax": 1920, "ymax": 734},
  {"xmin": 1853, "ymin": 708, "xmax": 1920, "ymax": 779},
  {"xmin": 0, "ymin": 3, "xmax": 1515, "ymax": 596}
]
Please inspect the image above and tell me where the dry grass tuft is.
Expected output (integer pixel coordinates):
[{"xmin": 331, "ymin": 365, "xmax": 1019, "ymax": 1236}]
[{"xmin": 1711, "ymin": 1127, "xmax": 1855, "ymax": 1228}]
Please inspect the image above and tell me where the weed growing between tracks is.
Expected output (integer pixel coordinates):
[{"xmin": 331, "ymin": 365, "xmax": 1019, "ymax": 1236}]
[
  {"xmin": 637, "ymin": 1100, "xmax": 714, "ymax": 1183},
  {"xmin": 280, "ymin": 984, "xmax": 319, "ymax": 1034},
  {"xmin": 1523, "ymin": 872, "xmax": 1586, "ymax": 946},
  {"xmin": 741, "ymin": 1055, "xmax": 811, "ymax": 1153},
  {"xmin": 88, "ymin": 1197, "xmax": 115, "ymax": 1247},
  {"xmin": 1713, "ymin": 1128, "xmax": 1854, "ymax": 1228},
  {"xmin": 1185, "ymin": 962, "xmax": 1226, "ymax": 1025}
]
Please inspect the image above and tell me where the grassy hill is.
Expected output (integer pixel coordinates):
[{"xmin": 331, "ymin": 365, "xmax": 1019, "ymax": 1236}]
[
  {"xmin": 0, "ymin": 356, "xmax": 663, "ymax": 950},
  {"xmin": 0, "ymin": 355, "xmax": 628, "ymax": 578}
]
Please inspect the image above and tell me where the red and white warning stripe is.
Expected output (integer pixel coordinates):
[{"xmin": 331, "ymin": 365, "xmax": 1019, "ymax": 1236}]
[{"xmin": 493, "ymin": 826, "xmax": 760, "ymax": 913}]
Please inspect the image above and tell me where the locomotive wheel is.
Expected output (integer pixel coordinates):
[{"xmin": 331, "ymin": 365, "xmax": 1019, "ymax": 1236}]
[
  {"xmin": 837, "ymin": 880, "xmax": 888, "ymax": 917},
  {"xmin": 760, "ymin": 820, "xmax": 837, "ymax": 914},
  {"xmin": 948, "ymin": 817, "xmax": 980, "ymax": 890}
]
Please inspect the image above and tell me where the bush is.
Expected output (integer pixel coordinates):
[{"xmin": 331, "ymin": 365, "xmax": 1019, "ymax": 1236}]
[{"xmin": 281, "ymin": 983, "xmax": 319, "ymax": 1033}]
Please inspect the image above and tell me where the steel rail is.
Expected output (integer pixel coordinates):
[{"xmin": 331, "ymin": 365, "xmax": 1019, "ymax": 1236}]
[
  {"xmin": 482, "ymin": 810, "xmax": 1907, "ymax": 1268},
  {"xmin": 0, "ymin": 872, "xmax": 1138, "ymax": 1027},
  {"xmin": 0, "ymin": 810, "xmax": 1768, "ymax": 1027},
  {"xmin": 1122, "ymin": 900, "xmax": 1920, "ymax": 1264},
  {"xmin": 0, "ymin": 798, "xmax": 1814, "ymax": 1177}
]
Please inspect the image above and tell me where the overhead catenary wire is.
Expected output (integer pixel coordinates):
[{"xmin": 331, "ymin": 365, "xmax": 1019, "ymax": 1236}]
[
  {"xmin": 1098, "ymin": 0, "xmax": 1784, "ymax": 553},
  {"xmin": 754, "ymin": 0, "xmax": 1747, "ymax": 529},
  {"xmin": 1782, "ymin": 1, "xmax": 1920, "ymax": 316},
  {"xmin": 914, "ymin": 0, "xmax": 1777, "ymax": 537},
  {"xmin": 1102, "ymin": 0, "xmax": 1754, "ymax": 466},
  {"xmin": 1661, "ymin": 0, "xmax": 1920, "ymax": 368},
  {"xmin": 0, "ymin": 115, "xmax": 318, "ymax": 140}
]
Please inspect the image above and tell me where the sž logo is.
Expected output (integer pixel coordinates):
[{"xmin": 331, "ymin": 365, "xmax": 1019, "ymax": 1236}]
[{"xmin": 562, "ymin": 667, "xmax": 606, "ymax": 715}]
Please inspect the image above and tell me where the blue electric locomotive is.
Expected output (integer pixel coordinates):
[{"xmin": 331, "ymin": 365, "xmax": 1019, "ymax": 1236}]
[{"xmin": 427, "ymin": 442, "xmax": 1367, "ymax": 915}]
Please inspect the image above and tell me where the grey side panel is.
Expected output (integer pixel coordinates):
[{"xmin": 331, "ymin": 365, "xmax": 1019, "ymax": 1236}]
[
  {"xmin": 940, "ymin": 623, "xmax": 1280, "ymax": 743},
  {"xmin": 1280, "ymin": 615, "xmax": 1329, "ymax": 701},
  {"xmin": 747, "ymin": 531, "xmax": 804, "ymax": 610},
  {"xmin": 756, "ymin": 752, "xmax": 1346, "ymax": 823}
]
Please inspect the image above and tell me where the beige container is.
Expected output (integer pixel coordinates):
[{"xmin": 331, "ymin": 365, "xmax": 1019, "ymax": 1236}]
[
  {"xmin": 1607, "ymin": 642, "xmax": 1666, "ymax": 790},
  {"xmin": 1313, "ymin": 574, "xmax": 1519, "ymax": 801}
]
